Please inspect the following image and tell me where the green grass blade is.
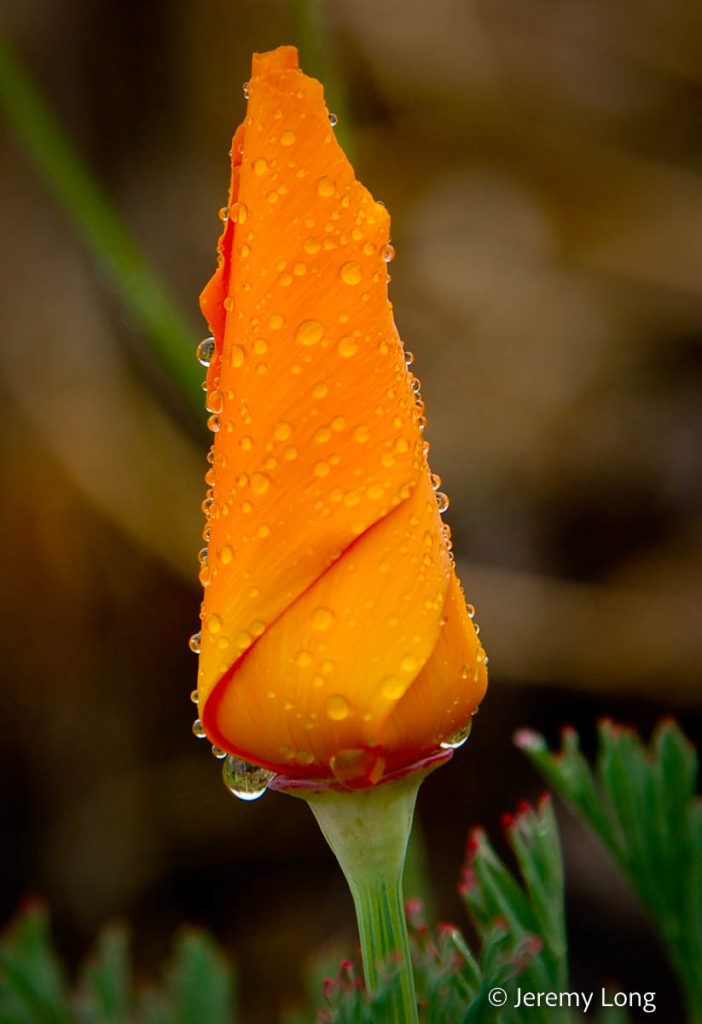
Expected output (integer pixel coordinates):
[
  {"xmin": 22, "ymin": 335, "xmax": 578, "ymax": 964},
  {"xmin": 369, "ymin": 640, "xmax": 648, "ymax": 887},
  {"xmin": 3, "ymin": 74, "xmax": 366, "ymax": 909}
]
[{"xmin": 0, "ymin": 33, "xmax": 202, "ymax": 413}]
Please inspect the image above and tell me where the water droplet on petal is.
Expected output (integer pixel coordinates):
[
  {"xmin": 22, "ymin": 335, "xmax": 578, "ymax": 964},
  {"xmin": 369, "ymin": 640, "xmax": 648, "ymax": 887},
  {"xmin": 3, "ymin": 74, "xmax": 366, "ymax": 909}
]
[
  {"xmin": 206, "ymin": 613, "xmax": 222, "ymax": 634},
  {"xmin": 251, "ymin": 472, "xmax": 270, "ymax": 495},
  {"xmin": 281, "ymin": 129, "xmax": 295, "ymax": 145},
  {"xmin": 190, "ymin": 689, "xmax": 199, "ymax": 703},
  {"xmin": 311, "ymin": 607, "xmax": 334, "ymax": 631},
  {"xmin": 405, "ymin": 351, "xmax": 415, "ymax": 366},
  {"xmin": 383, "ymin": 244, "xmax": 395, "ymax": 263},
  {"xmin": 431, "ymin": 473, "xmax": 442, "ymax": 491},
  {"xmin": 380, "ymin": 675, "xmax": 406, "ymax": 700},
  {"xmin": 205, "ymin": 389, "xmax": 223, "ymax": 414},
  {"xmin": 189, "ymin": 632, "xmax": 202, "ymax": 653},
  {"xmin": 317, "ymin": 176, "xmax": 335, "ymax": 198},
  {"xmin": 326, "ymin": 694, "xmax": 349, "ymax": 720},
  {"xmin": 329, "ymin": 112, "xmax": 338, "ymax": 126},
  {"xmin": 337, "ymin": 337, "xmax": 357, "ymax": 358},
  {"xmin": 466, "ymin": 604, "xmax": 476, "ymax": 619},
  {"xmin": 197, "ymin": 336, "xmax": 215, "ymax": 366},
  {"xmin": 242, "ymin": 81, "xmax": 250, "ymax": 98},
  {"xmin": 207, "ymin": 414, "xmax": 220, "ymax": 432},
  {"xmin": 296, "ymin": 319, "xmax": 323, "ymax": 346},
  {"xmin": 192, "ymin": 718, "xmax": 206, "ymax": 739},
  {"xmin": 211, "ymin": 745, "xmax": 227, "ymax": 759},
  {"xmin": 436, "ymin": 492, "xmax": 449, "ymax": 514},
  {"xmin": 222, "ymin": 756, "xmax": 274, "ymax": 801},
  {"xmin": 330, "ymin": 748, "xmax": 385, "ymax": 787},
  {"xmin": 440, "ymin": 719, "xmax": 472, "ymax": 749},
  {"xmin": 252, "ymin": 156, "xmax": 268, "ymax": 175},
  {"xmin": 340, "ymin": 261, "xmax": 362, "ymax": 285}
]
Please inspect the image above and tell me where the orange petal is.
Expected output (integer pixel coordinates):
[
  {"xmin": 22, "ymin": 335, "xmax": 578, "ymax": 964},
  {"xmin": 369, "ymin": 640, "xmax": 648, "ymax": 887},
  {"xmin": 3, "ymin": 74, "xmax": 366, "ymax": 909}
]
[{"xmin": 195, "ymin": 46, "xmax": 487, "ymax": 783}]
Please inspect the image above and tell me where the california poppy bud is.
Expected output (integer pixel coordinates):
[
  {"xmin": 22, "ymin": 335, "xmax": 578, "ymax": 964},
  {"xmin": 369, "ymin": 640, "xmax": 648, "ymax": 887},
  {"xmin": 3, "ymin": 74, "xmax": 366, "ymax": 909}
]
[{"xmin": 193, "ymin": 46, "xmax": 486, "ymax": 789}]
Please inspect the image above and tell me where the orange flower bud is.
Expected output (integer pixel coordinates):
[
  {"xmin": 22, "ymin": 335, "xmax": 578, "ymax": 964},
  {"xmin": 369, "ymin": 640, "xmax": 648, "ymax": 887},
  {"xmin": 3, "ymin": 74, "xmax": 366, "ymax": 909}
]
[{"xmin": 194, "ymin": 46, "xmax": 487, "ymax": 788}]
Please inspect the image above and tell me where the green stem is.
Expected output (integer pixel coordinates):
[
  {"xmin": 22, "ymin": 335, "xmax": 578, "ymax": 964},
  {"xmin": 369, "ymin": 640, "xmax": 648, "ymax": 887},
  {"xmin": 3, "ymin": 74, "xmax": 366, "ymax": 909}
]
[
  {"xmin": 0, "ymin": 33, "xmax": 202, "ymax": 413},
  {"xmin": 302, "ymin": 776, "xmax": 422, "ymax": 1023}
]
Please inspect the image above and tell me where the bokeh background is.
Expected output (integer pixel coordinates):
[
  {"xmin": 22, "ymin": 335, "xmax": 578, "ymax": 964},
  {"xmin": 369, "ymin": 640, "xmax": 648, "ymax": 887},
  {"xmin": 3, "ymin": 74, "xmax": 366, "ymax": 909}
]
[{"xmin": 1, "ymin": 0, "xmax": 701, "ymax": 1020}]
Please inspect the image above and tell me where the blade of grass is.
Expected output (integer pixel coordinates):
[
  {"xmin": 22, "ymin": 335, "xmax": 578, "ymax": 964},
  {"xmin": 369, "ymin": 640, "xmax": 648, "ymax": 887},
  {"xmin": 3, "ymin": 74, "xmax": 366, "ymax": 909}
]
[{"xmin": 0, "ymin": 33, "xmax": 202, "ymax": 413}]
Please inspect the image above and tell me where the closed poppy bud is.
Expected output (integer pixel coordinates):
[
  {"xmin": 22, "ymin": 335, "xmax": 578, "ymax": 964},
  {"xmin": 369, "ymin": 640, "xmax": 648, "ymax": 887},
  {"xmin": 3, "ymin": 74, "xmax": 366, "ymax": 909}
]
[{"xmin": 194, "ymin": 46, "xmax": 487, "ymax": 789}]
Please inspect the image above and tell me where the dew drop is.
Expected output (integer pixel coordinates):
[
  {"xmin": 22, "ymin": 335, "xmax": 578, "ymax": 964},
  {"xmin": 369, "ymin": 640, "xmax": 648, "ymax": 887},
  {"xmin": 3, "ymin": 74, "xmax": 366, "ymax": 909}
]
[
  {"xmin": 311, "ymin": 607, "xmax": 334, "ymax": 631},
  {"xmin": 252, "ymin": 156, "xmax": 268, "ymax": 175},
  {"xmin": 304, "ymin": 236, "xmax": 322, "ymax": 255},
  {"xmin": 329, "ymin": 112, "xmax": 338, "ymax": 126},
  {"xmin": 400, "ymin": 653, "xmax": 419, "ymax": 673},
  {"xmin": 440, "ymin": 719, "xmax": 472, "ymax": 749},
  {"xmin": 242, "ymin": 81, "xmax": 250, "ymax": 98},
  {"xmin": 281, "ymin": 129, "xmax": 295, "ymax": 146},
  {"xmin": 197, "ymin": 336, "xmax": 215, "ymax": 366},
  {"xmin": 189, "ymin": 632, "xmax": 201, "ymax": 653},
  {"xmin": 205, "ymin": 613, "xmax": 222, "ymax": 634},
  {"xmin": 329, "ymin": 748, "xmax": 385, "ymax": 787},
  {"xmin": 192, "ymin": 718, "xmax": 206, "ymax": 739},
  {"xmin": 231, "ymin": 201, "xmax": 247, "ymax": 224},
  {"xmin": 317, "ymin": 176, "xmax": 335, "ymax": 198},
  {"xmin": 207, "ymin": 414, "xmax": 220, "ymax": 432},
  {"xmin": 431, "ymin": 473, "xmax": 442, "ymax": 491},
  {"xmin": 190, "ymin": 688, "xmax": 199, "ymax": 703},
  {"xmin": 380, "ymin": 675, "xmax": 406, "ymax": 700},
  {"xmin": 353, "ymin": 425, "xmax": 370, "ymax": 443},
  {"xmin": 222, "ymin": 756, "xmax": 274, "ymax": 801},
  {"xmin": 405, "ymin": 351, "xmax": 415, "ymax": 366},
  {"xmin": 314, "ymin": 461, "xmax": 330, "ymax": 477},
  {"xmin": 211, "ymin": 745, "xmax": 227, "ymax": 759},
  {"xmin": 337, "ymin": 336, "xmax": 357, "ymax": 358},
  {"xmin": 326, "ymin": 694, "xmax": 349, "ymax": 720},
  {"xmin": 296, "ymin": 319, "xmax": 323, "ymax": 346},
  {"xmin": 198, "ymin": 546, "xmax": 209, "ymax": 567},
  {"xmin": 436, "ymin": 492, "xmax": 450, "ymax": 514},
  {"xmin": 205, "ymin": 389, "xmax": 223, "ymax": 414},
  {"xmin": 383, "ymin": 243, "xmax": 396, "ymax": 263},
  {"xmin": 466, "ymin": 603, "xmax": 476, "ymax": 619},
  {"xmin": 230, "ymin": 345, "xmax": 245, "ymax": 367},
  {"xmin": 340, "ymin": 261, "xmax": 362, "ymax": 286},
  {"xmin": 251, "ymin": 472, "xmax": 270, "ymax": 495}
]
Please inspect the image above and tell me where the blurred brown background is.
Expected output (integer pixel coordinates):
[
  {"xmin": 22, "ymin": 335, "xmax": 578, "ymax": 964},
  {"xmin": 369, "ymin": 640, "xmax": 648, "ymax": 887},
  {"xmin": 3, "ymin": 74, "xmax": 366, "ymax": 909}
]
[{"xmin": 1, "ymin": 0, "xmax": 701, "ymax": 1021}]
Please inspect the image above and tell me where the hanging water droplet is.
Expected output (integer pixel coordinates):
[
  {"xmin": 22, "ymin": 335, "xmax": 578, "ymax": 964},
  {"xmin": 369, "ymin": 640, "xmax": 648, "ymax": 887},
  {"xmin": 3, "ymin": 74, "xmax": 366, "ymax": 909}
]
[
  {"xmin": 205, "ymin": 389, "xmax": 223, "ymax": 414},
  {"xmin": 329, "ymin": 112, "xmax": 338, "ymax": 126},
  {"xmin": 218, "ymin": 206, "xmax": 228, "ymax": 222},
  {"xmin": 440, "ymin": 719, "xmax": 472, "ymax": 749},
  {"xmin": 188, "ymin": 632, "xmax": 202, "ymax": 653},
  {"xmin": 207, "ymin": 414, "xmax": 220, "ymax": 432},
  {"xmin": 198, "ymin": 547, "xmax": 208, "ymax": 567},
  {"xmin": 190, "ymin": 689, "xmax": 199, "ymax": 703},
  {"xmin": 431, "ymin": 473, "xmax": 442, "ymax": 491},
  {"xmin": 242, "ymin": 81, "xmax": 250, "ymax": 99},
  {"xmin": 211, "ymin": 745, "xmax": 227, "ymax": 760},
  {"xmin": 383, "ymin": 243, "xmax": 395, "ymax": 263},
  {"xmin": 197, "ymin": 336, "xmax": 215, "ymax": 366},
  {"xmin": 466, "ymin": 604, "xmax": 476, "ymax": 619},
  {"xmin": 192, "ymin": 718, "xmax": 207, "ymax": 739},
  {"xmin": 436, "ymin": 492, "xmax": 449, "ymax": 514},
  {"xmin": 405, "ymin": 351, "xmax": 414, "ymax": 365},
  {"xmin": 222, "ymin": 756, "xmax": 274, "ymax": 801}
]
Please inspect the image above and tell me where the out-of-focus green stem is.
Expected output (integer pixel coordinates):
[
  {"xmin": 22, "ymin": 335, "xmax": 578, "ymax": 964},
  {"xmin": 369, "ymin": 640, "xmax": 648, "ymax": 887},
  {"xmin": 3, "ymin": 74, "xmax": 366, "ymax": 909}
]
[
  {"xmin": 0, "ymin": 33, "xmax": 202, "ymax": 413},
  {"xmin": 289, "ymin": 0, "xmax": 354, "ymax": 159}
]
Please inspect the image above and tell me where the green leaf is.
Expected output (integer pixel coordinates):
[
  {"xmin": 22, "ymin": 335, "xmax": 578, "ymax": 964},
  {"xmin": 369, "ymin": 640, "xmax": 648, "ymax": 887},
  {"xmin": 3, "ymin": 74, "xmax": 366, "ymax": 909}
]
[
  {"xmin": 0, "ymin": 903, "xmax": 72, "ymax": 1024},
  {"xmin": 518, "ymin": 718, "xmax": 702, "ymax": 1024},
  {"xmin": 74, "ymin": 925, "xmax": 131, "ymax": 1024},
  {"xmin": 164, "ymin": 930, "xmax": 236, "ymax": 1024}
]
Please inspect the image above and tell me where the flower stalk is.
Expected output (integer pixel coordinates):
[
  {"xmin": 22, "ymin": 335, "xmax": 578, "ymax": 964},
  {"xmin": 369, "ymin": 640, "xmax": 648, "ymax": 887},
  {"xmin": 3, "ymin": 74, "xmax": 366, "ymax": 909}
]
[{"xmin": 302, "ymin": 774, "xmax": 423, "ymax": 1023}]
